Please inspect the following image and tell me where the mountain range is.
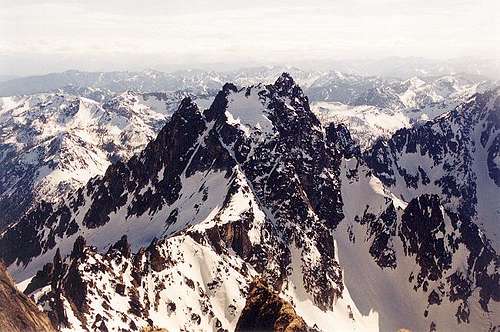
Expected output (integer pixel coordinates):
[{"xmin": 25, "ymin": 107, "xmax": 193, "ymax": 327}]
[
  {"xmin": 1, "ymin": 67, "xmax": 494, "ymax": 147},
  {"xmin": 0, "ymin": 73, "xmax": 498, "ymax": 331},
  {"xmin": 0, "ymin": 68, "xmax": 494, "ymax": 233}
]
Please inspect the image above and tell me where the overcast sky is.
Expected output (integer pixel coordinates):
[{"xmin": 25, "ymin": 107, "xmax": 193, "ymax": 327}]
[{"xmin": 1, "ymin": 0, "xmax": 499, "ymax": 75}]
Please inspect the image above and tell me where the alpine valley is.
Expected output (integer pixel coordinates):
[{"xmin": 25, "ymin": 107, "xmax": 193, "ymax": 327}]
[{"xmin": 0, "ymin": 71, "xmax": 498, "ymax": 332}]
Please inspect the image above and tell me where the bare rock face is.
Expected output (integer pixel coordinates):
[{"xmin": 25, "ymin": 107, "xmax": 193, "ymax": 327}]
[
  {"xmin": 0, "ymin": 262, "xmax": 55, "ymax": 332},
  {"xmin": 236, "ymin": 279, "xmax": 309, "ymax": 332}
]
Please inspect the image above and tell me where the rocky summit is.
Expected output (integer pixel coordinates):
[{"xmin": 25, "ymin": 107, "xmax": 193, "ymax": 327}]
[{"xmin": 0, "ymin": 74, "xmax": 498, "ymax": 331}]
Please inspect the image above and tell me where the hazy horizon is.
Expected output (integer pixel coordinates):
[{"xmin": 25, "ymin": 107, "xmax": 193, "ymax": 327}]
[
  {"xmin": 1, "ymin": 0, "xmax": 500, "ymax": 76},
  {"xmin": 1, "ymin": 57, "xmax": 500, "ymax": 82}
]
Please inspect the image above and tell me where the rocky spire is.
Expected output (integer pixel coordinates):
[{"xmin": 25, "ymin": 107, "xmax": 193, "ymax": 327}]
[
  {"xmin": 107, "ymin": 235, "xmax": 131, "ymax": 258},
  {"xmin": 274, "ymin": 72, "xmax": 296, "ymax": 92},
  {"xmin": 204, "ymin": 82, "xmax": 238, "ymax": 122},
  {"xmin": 70, "ymin": 236, "xmax": 86, "ymax": 260}
]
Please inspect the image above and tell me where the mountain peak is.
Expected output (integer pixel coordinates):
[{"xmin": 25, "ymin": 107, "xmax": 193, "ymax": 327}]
[
  {"xmin": 272, "ymin": 72, "xmax": 308, "ymax": 103},
  {"xmin": 178, "ymin": 95, "xmax": 196, "ymax": 109},
  {"xmin": 176, "ymin": 96, "xmax": 200, "ymax": 118},
  {"xmin": 274, "ymin": 72, "xmax": 296, "ymax": 92},
  {"xmin": 222, "ymin": 82, "xmax": 239, "ymax": 93}
]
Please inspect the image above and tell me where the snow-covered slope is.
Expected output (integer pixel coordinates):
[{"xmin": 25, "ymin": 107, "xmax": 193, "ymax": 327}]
[
  {"xmin": 337, "ymin": 158, "xmax": 499, "ymax": 331},
  {"xmin": 313, "ymin": 102, "xmax": 411, "ymax": 150},
  {"xmin": 0, "ymin": 74, "xmax": 498, "ymax": 332},
  {"xmin": 0, "ymin": 91, "xmax": 186, "ymax": 231},
  {"xmin": 365, "ymin": 88, "xmax": 500, "ymax": 252},
  {"xmin": 310, "ymin": 73, "xmax": 494, "ymax": 149}
]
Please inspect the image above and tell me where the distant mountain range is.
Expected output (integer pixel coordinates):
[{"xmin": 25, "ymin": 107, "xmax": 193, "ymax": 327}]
[
  {"xmin": 0, "ymin": 65, "xmax": 495, "ymax": 97},
  {"xmin": 310, "ymin": 72, "xmax": 495, "ymax": 148},
  {"xmin": 0, "ymin": 67, "xmax": 495, "ymax": 149},
  {"xmin": 0, "ymin": 67, "xmax": 318, "ymax": 97}
]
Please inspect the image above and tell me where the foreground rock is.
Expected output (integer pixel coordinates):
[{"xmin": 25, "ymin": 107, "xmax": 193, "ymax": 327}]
[
  {"xmin": 0, "ymin": 262, "xmax": 55, "ymax": 332},
  {"xmin": 236, "ymin": 279, "xmax": 309, "ymax": 332}
]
